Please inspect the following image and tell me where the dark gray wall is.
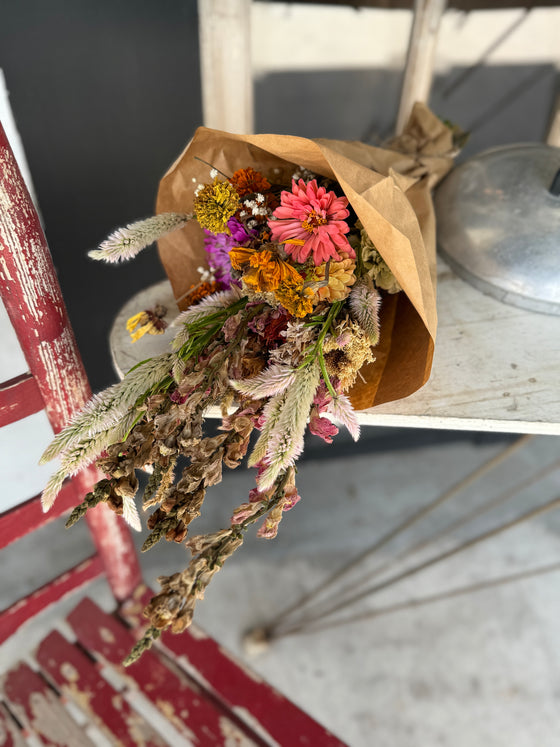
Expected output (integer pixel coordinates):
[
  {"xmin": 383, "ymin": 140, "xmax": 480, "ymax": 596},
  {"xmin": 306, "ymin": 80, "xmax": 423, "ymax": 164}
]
[{"xmin": 1, "ymin": 0, "xmax": 202, "ymax": 390}]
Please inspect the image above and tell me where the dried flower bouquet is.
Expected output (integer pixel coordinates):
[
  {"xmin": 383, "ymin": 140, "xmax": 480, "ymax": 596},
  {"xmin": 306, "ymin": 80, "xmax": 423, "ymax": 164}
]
[{"xmin": 41, "ymin": 104, "xmax": 457, "ymax": 663}]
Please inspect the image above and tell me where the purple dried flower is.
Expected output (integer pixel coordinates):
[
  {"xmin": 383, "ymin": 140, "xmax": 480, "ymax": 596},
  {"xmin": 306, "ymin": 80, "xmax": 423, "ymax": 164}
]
[
  {"xmin": 227, "ymin": 217, "xmax": 257, "ymax": 243},
  {"xmin": 203, "ymin": 230, "xmax": 235, "ymax": 287}
]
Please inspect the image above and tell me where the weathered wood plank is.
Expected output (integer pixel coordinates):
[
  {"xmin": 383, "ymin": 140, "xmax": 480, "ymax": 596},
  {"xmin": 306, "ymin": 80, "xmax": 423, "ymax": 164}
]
[
  {"xmin": 198, "ymin": 0, "xmax": 254, "ymax": 133},
  {"xmin": 0, "ymin": 556, "xmax": 103, "ymax": 644},
  {"xmin": 67, "ymin": 598, "xmax": 261, "ymax": 746},
  {"xmin": 0, "ymin": 124, "xmax": 91, "ymax": 433},
  {"xmin": 0, "ymin": 662, "xmax": 94, "ymax": 747},
  {"xmin": 396, "ymin": 0, "xmax": 447, "ymax": 134},
  {"xmin": 0, "ymin": 703, "xmax": 27, "ymax": 747},
  {"xmin": 0, "ymin": 123, "xmax": 142, "ymax": 601},
  {"xmin": 121, "ymin": 586, "xmax": 349, "ymax": 747},
  {"xmin": 0, "ymin": 372, "xmax": 43, "ymax": 427},
  {"xmin": 36, "ymin": 630, "xmax": 167, "ymax": 747}
]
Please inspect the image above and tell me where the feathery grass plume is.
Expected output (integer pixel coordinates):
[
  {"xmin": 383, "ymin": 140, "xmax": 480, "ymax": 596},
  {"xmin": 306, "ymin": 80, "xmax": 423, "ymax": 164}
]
[
  {"xmin": 327, "ymin": 392, "xmax": 360, "ymax": 441},
  {"xmin": 172, "ymin": 356, "xmax": 186, "ymax": 384},
  {"xmin": 171, "ymin": 287, "xmax": 244, "ymax": 350},
  {"xmin": 89, "ymin": 213, "xmax": 192, "ymax": 263},
  {"xmin": 41, "ymin": 353, "xmax": 174, "ymax": 465},
  {"xmin": 349, "ymin": 277, "xmax": 381, "ymax": 345},
  {"xmin": 230, "ymin": 364, "xmax": 296, "ymax": 399},
  {"xmin": 59, "ymin": 408, "xmax": 139, "ymax": 474},
  {"xmin": 248, "ymin": 391, "xmax": 287, "ymax": 468},
  {"xmin": 257, "ymin": 362, "xmax": 321, "ymax": 490},
  {"xmin": 40, "ymin": 389, "xmax": 119, "ymax": 464},
  {"xmin": 42, "ymin": 409, "xmax": 140, "ymax": 511},
  {"xmin": 122, "ymin": 493, "xmax": 141, "ymax": 532},
  {"xmin": 41, "ymin": 470, "xmax": 66, "ymax": 512}
]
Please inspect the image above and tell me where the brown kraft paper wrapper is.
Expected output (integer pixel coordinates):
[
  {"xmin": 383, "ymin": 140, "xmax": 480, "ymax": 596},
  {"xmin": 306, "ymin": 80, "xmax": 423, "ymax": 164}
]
[{"xmin": 156, "ymin": 103, "xmax": 455, "ymax": 411}]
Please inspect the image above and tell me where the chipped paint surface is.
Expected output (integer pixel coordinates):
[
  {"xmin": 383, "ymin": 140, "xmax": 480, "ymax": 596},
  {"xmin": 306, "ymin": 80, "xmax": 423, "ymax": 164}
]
[
  {"xmin": 99, "ymin": 627, "xmax": 116, "ymax": 645},
  {"xmin": 29, "ymin": 690, "xmax": 94, "ymax": 746},
  {"xmin": 60, "ymin": 661, "xmax": 80, "ymax": 683},
  {"xmin": 0, "ymin": 140, "xmax": 91, "ymax": 433},
  {"xmin": 0, "ymin": 703, "xmax": 28, "ymax": 747},
  {"xmin": 219, "ymin": 715, "xmax": 256, "ymax": 747},
  {"xmin": 155, "ymin": 698, "xmax": 196, "ymax": 743},
  {"xmin": 188, "ymin": 624, "xmax": 209, "ymax": 641}
]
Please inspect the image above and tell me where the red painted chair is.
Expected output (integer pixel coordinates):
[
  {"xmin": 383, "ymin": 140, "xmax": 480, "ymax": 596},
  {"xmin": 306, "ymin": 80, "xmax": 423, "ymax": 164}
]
[{"xmin": 0, "ymin": 122, "xmax": 347, "ymax": 746}]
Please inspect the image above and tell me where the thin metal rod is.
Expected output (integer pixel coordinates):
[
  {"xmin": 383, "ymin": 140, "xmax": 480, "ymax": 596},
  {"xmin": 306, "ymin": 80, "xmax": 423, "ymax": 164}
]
[
  {"xmin": 276, "ymin": 494, "xmax": 560, "ymax": 638},
  {"xmin": 269, "ymin": 435, "xmax": 532, "ymax": 631},
  {"xmin": 439, "ymin": 10, "xmax": 528, "ymax": 100},
  {"xmin": 272, "ymin": 561, "xmax": 560, "ymax": 639},
  {"xmin": 279, "ymin": 456, "xmax": 560, "ymax": 632}
]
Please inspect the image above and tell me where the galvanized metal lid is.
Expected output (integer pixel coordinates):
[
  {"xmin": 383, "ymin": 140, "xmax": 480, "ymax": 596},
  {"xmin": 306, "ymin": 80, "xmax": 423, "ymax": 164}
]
[{"xmin": 435, "ymin": 143, "xmax": 560, "ymax": 315}]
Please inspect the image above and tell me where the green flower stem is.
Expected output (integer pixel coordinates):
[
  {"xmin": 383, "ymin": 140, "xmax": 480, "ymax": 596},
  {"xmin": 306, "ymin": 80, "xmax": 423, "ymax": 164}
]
[
  {"xmin": 356, "ymin": 239, "xmax": 365, "ymax": 276},
  {"xmin": 318, "ymin": 347, "xmax": 337, "ymax": 398}
]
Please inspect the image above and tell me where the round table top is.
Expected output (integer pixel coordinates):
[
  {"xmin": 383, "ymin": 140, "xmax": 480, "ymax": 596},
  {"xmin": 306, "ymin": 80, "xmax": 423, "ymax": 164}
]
[
  {"xmin": 110, "ymin": 263, "xmax": 560, "ymax": 436},
  {"xmin": 109, "ymin": 280, "xmax": 180, "ymax": 379}
]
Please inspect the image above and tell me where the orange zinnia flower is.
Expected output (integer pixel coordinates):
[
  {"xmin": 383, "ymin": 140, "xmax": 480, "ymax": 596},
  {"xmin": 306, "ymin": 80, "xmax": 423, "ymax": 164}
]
[
  {"xmin": 229, "ymin": 168, "xmax": 271, "ymax": 198},
  {"xmin": 229, "ymin": 246, "xmax": 303, "ymax": 293}
]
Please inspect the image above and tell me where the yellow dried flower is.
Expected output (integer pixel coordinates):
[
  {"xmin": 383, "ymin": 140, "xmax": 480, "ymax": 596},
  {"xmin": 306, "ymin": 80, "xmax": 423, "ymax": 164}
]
[
  {"xmin": 126, "ymin": 305, "xmax": 167, "ymax": 343},
  {"xmin": 310, "ymin": 252, "xmax": 357, "ymax": 303},
  {"xmin": 193, "ymin": 178, "xmax": 240, "ymax": 233},
  {"xmin": 275, "ymin": 279, "xmax": 314, "ymax": 318},
  {"xmin": 323, "ymin": 319, "xmax": 375, "ymax": 391}
]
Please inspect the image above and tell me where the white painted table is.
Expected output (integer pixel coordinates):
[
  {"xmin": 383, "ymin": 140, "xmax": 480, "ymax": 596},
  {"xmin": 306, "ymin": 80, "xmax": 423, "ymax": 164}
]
[{"xmin": 110, "ymin": 259, "xmax": 560, "ymax": 437}]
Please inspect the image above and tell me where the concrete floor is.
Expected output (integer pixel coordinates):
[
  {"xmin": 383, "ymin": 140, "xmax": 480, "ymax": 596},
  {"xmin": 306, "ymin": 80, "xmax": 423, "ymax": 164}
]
[{"xmin": 2, "ymin": 434, "xmax": 560, "ymax": 746}]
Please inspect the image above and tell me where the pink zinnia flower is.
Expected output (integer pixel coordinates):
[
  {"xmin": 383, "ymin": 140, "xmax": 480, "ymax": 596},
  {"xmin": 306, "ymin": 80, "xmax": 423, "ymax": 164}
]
[{"xmin": 268, "ymin": 179, "xmax": 355, "ymax": 265}]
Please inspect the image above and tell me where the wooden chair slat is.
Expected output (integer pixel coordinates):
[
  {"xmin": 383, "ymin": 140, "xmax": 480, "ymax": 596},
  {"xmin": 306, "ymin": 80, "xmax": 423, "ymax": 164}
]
[
  {"xmin": 0, "ymin": 662, "xmax": 94, "ymax": 747},
  {"xmin": 0, "ymin": 556, "xmax": 103, "ymax": 645},
  {"xmin": 121, "ymin": 586, "xmax": 349, "ymax": 747},
  {"xmin": 67, "ymin": 598, "xmax": 261, "ymax": 746},
  {"xmin": 36, "ymin": 630, "xmax": 168, "ymax": 747},
  {"xmin": 0, "ymin": 702, "xmax": 27, "ymax": 747},
  {"xmin": 0, "ymin": 373, "xmax": 43, "ymax": 427}
]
